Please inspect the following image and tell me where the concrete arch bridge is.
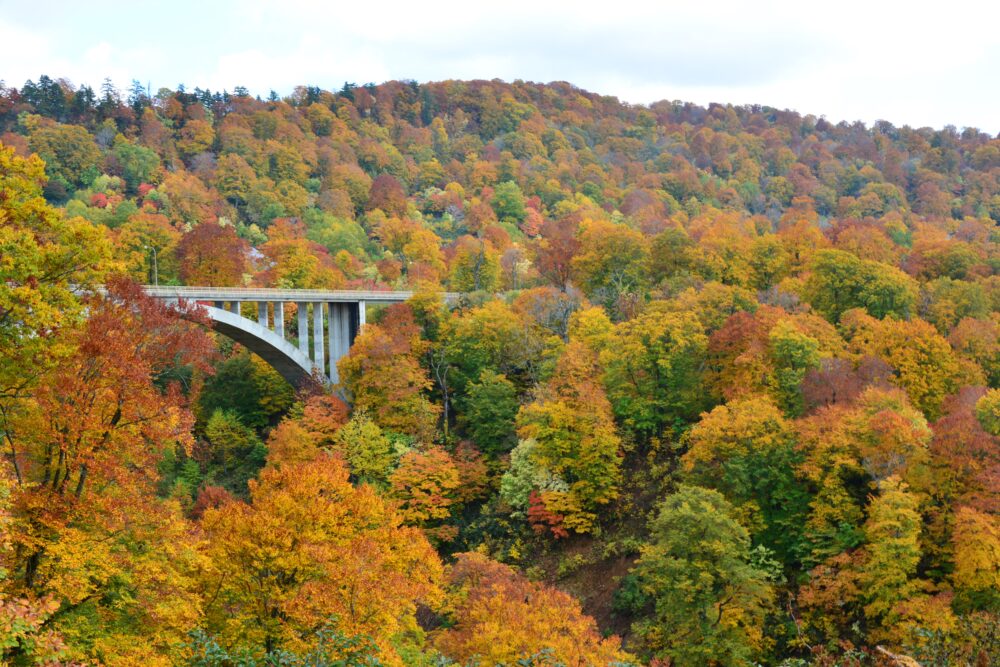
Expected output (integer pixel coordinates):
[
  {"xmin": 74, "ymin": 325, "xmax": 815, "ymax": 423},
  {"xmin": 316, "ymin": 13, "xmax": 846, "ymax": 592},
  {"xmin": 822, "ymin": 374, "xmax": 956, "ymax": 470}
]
[{"xmin": 143, "ymin": 286, "xmax": 455, "ymax": 387}]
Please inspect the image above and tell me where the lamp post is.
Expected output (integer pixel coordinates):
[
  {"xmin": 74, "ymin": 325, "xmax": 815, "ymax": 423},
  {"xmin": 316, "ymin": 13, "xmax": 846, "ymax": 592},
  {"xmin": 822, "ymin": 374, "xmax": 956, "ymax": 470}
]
[{"xmin": 144, "ymin": 244, "xmax": 159, "ymax": 286}]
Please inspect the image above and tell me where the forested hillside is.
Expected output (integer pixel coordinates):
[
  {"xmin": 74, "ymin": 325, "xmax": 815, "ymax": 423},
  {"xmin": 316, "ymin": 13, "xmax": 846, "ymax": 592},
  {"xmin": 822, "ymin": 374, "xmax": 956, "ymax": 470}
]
[{"xmin": 1, "ymin": 76, "xmax": 999, "ymax": 666}]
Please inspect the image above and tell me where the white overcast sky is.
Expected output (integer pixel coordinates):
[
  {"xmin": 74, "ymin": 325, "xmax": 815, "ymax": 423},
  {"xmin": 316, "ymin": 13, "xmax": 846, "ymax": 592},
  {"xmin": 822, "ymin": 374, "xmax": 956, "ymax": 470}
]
[{"xmin": 2, "ymin": 0, "xmax": 998, "ymax": 133}]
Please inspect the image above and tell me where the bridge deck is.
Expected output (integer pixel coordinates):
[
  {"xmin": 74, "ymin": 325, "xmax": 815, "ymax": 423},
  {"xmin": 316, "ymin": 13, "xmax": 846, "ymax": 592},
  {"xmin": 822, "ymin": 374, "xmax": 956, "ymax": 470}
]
[{"xmin": 141, "ymin": 286, "xmax": 458, "ymax": 303}]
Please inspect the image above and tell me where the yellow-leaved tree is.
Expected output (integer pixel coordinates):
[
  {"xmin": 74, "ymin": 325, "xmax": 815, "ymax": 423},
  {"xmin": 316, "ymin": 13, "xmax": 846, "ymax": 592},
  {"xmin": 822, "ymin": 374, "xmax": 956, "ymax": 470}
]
[
  {"xmin": 513, "ymin": 341, "xmax": 622, "ymax": 535},
  {"xmin": 200, "ymin": 451, "xmax": 443, "ymax": 662}
]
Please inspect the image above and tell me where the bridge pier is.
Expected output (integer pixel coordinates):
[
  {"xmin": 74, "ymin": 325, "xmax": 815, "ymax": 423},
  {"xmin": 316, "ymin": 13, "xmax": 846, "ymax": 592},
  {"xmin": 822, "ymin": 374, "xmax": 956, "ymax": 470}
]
[
  {"xmin": 313, "ymin": 303, "xmax": 325, "ymax": 376},
  {"xmin": 327, "ymin": 303, "xmax": 351, "ymax": 384},
  {"xmin": 328, "ymin": 304, "xmax": 341, "ymax": 385},
  {"xmin": 297, "ymin": 302, "xmax": 308, "ymax": 358},
  {"xmin": 274, "ymin": 302, "xmax": 284, "ymax": 338}
]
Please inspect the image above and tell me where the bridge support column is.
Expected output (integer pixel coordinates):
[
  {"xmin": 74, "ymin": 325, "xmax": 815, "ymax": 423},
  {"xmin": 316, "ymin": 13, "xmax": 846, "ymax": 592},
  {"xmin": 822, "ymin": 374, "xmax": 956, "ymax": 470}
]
[
  {"xmin": 274, "ymin": 302, "xmax": 284, "ymax": 338},
  {"xmin": 347, "ymin": 302, "xmax": 360, "ymax": 345},
  {"xmin": 232, "ymin": 301, "xmax": 241, "ymax": 317},
  {"xmin": 328, "ymin": 304, "xmax": 340, "ymax": 385},
  {"xmin": 313, "ymin": 303, "xmax": 325, "ymax": 376},
  {"xmin": 327, "ymin": 303, "xmax": 353, "ymax": 385},
  {"xmin": 214, "ymin": 301, "xmax": 224, "ymax": 310},
  {"xmin": 258, "ymin": 302, "xmax": 268, "ymax": 328},
  {"xmin": 339, "ymin": 304, "xmax": 351, "ymax": 368},
  {"xmin": 358, "ymin": 300, "xmax": 366, "ymax": 330},
  {"xmin": 297, "ymin": 302, "xmax": 308, "ymax": 357}
]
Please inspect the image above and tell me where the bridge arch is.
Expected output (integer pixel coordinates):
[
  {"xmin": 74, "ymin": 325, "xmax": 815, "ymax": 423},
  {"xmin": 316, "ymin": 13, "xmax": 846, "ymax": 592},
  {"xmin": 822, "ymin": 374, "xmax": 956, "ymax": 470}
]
[{"xmin": 201, "ymin": 305, "xmax": 317, "ymax": 387}]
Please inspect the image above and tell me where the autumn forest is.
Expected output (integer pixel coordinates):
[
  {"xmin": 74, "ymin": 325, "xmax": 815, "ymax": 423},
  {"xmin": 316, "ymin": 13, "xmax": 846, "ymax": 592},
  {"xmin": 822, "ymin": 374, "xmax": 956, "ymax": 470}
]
[{"xmin": 1, "ymin": 76, "xmax": 999, "ymax": 666}]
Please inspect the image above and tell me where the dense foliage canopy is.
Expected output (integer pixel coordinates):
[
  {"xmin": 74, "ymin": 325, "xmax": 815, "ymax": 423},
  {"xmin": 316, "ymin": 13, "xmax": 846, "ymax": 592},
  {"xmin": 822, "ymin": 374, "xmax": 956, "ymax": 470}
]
[{"xmin": 2, "ymin": 75, "xmax": 1000, "ymax": 665}]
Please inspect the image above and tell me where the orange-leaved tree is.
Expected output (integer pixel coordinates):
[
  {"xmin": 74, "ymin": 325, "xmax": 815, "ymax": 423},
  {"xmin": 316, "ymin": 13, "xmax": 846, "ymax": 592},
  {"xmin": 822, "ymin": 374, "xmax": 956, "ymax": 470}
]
[
  {"xmin": 389, "ymin": 446, "xmax": 462, "ymax": 544},
  {"xmin": 3, "ymin": 277, "xmax": 216, "ymax": 664},
  {"xmin": 433, "ymin": 552, "xmax": 631, "ymax": 666},
  {"xmin": 175, "ymin": 221, "xmax": 251, "ymax": 286},
  {"xmin": 338, "ymin": 305, "xmax": 440, "ymax": 441}
]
